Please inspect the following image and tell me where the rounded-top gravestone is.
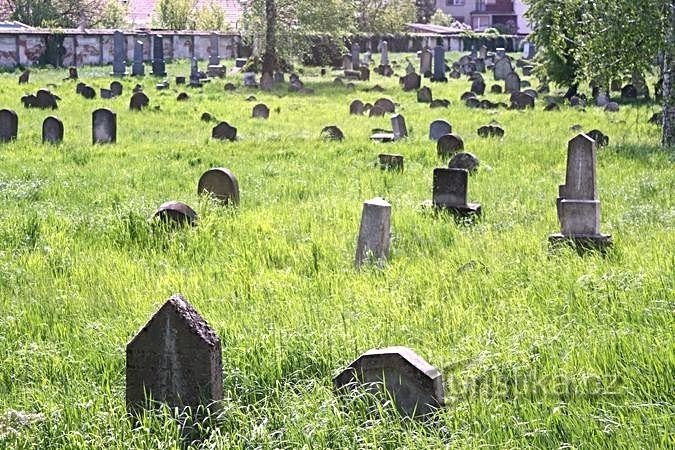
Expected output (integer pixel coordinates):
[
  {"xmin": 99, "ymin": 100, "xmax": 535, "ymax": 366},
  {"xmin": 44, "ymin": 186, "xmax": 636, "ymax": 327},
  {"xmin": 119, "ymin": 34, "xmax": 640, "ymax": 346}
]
[
  {"xmin": 586, "ymin": 129, "xmax": 609, "ymax": 147},
  {"xmin": 369, "ymin": 105, "xmax": 385, "ymax": 117},
  {"xmin": 252, "ymin": 103, "xmax": 270, "ymax": 119},
  {"xmin": 197, "ymin": 168, "xmax": 240, "ymax": 205},
  {"xmin": 449, "ymin": 152, "xmax": 480, "ymax": 172},
  {"xmin": 42, "ymin": 116, "xmax": 64, "ymax": 143},
  {"xmin": 417, "ymin": 86, "xmax": 432, "ymax": 103},
  {"xmin": 212, "ymin": 121, "xmax": 237, "ymax": 141},
  {"xmin": 129, "ymin": 92, "xmax": 149, "ymax": 111},
  {"xmin": 110, "ymin": 81, "xmax": 123, "ymax": 97},
  {"xmin": 36, "ymin": 89, "xmax": 58, "ymax": 109},
  {"xmin": 153, "ymin": 201, "xmax": 197, "ymax": 227},
  {"xmin": 429, "ymin": 120, "xmax": 452, "ymax": 141},
  {"xmin": 373, "ymin": 98, "xmax": 395, "ymax": 113},
  {"xmin": 92, "ymin": 108, "xmax": 117, "ymax": 144},
  {"xmin": 320, "ymin": 125, "xmax": 344, "ymax": 141},
  {"xmin": 0, "ymin": 109, "xmax": 18, "ymax": 142},
  {"xmin": 349, "ymin": 99, "xmax": 365, "ymax": 115},
  {"xmin": 437, "ymin": 133, "xmax": 464, "ymax": 157}
]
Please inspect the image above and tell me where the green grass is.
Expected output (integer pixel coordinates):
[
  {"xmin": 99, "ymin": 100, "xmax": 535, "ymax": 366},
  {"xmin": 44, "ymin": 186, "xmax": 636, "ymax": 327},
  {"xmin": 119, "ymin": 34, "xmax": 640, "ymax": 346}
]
[{"xmin": 0, "ymin": 55, "xmax": 673, "ymax": 449}]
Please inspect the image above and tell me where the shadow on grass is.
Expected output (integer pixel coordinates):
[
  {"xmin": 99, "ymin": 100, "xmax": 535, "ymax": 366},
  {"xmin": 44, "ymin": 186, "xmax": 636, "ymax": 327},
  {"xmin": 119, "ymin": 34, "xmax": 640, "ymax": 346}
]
[{"xmin": 609, "ymin": 142, "xmax": 674, "ymax": 162}]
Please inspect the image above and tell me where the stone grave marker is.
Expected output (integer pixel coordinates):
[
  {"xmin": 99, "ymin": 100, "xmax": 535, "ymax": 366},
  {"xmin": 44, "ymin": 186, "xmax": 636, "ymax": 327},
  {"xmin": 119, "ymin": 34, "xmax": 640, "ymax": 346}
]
[
  {"xmin": 504, "ymin": 72, "xmax": 521, "ymax": 93},
  {"xmin": 544, "ymin": 102, "xmax": 560, "ymax": 111},
  {"xmin": 92, "ymin": 108, "xmax": 116, "ymax": 144},
  {"xmin": 112, "ymin": 30, "xmax": 127, "ymax": 76},
  {"xmin": 351, "ymin": 42, "xmax": 360, "ymax": 69},
  {"xmin": 176, "ymin": 92, "xmax": 189, "ymax": 101},
  {"xmin": 153, "ymin": 201, "xmax": 198, "ymax": 226},
  {"xmin": 369, "ymin": 105, "xmax": 385, "ymax": 117},
  {"xmin": 430, "ymin": 99, "xmax": 450, "ymax": 109},
  {"xmin": 374, "ymin": 98, "xmax": 395, "ymax": 113},
  {"xmin": 252, "ymin": 103, "xmax": 270, "ymax": 119},
  {"xmin": 493, "ymin": 58, "xmax": 512, "ymax": 81},
  {"xmin": 101, "ymin": 88, "xmax": 113, "ymax": 99},
  {"xmin": 36, "ymin": 89, "xmax": 58, "ymax": 109},
  {"xmin": 479, "ymin": 45, "xmax": 488, "ymax": 59},
  {"xmin": 207, "ymin": 32, "xmax": 226, "ymax": 77},
  {"xmin": 80, "ymin": 85, "xmax": 96, "ymax": 99},
  {"xmin": 378, "ymin": 153, "xmax": 404, "ymax": 171},
  {"xmin": 461, "ymin": 91, "xmax": 476, "ymax": 101},
  {"xmin": 354, "ymin": 197, "xmax": 391, "ymax": 267},
  {"xmin": 197, "ymin": 168, "xmax": 240, "ymax": 205},
  {"xmin": 0, "ymin": 109, "xmax": 18, "ymax": 142},
  {"xmin": 21, "ymin": 94, "xmax": 36, "ymax": 108},
  {"xmin": 437, "ymin": 133, "xmax": 463, "ymax": 158},
  {"xmin": 510, "ymin": 91, "xmax": 534, "ymax": 109},
  {"xmin": 378, "ymin": 40, "xmax": 389, "ymax": 66},
  {"xmin": 391, "ymin": 114, "xmax": 408, "ymax": 139},
  {"xmin": 431, "ymin": 39, "xmax": 447, "ymax": 82},
  {"xmin": 110, "ymin": 81, "xmax": 123, "ymax": 97},
  {"xmin": 595, "ymin": 92, "xmax": 610, "ymax": 107},
  {"xmin": 417, "ymin": 86, "xmax": 432, "ymax": 103},
  {"xmin": 129, "ymin": 92, "xmax": 149, "ymax": 111},
  {"xmin": 586, "ymin": 129, "xmax": 609, "ymax": 147},
  {"xmin": 212, "ymin": 122, "xmax": 237, "ymax": 141},
  {"xmin": 604, "ymin": 102, "xmax": 619, "ymax": 112},
  {"xmin": 132, "ymin": 40, "xmax": 144, "ymax": 76},
  {"xmin": 429, "ymin": 120, "xmax": 452, "ymax": 141},
  {"xmin": 243, "ymin": 72, "xmax": 258, "ymax": 87},
  {"xmin": 126, "ymin": 294, "xmax": 222, "ymax": 415},
  {"xmin": 477, "ymin": 125, "xmax": 504, "ymax": 138},
  {"xmin": 224, "ymin": 83, "xmax": 236, "ymax": 91},
  {"xmin": 42, "ymin": 116, "xmax": 63, "ymax": 143},
  {"xmin": 68, "ymin": 67, "xmax": 78, "ymax": 79},
  {"xmin": 621, "ymin": 84, "xmax": 637, "ymax": 100},
  {"xmin": 152, "ymin": 34, "xmax": 166, "ymax": 76},
  {"xmin": 18, "ymin": 69, "xmax": 29, "ymax": 84},
  {"xmin": 471, "ymin": 79, "xmax": 486, "ymax": 95},
  {"xmin": 321, "ymin": 125, "xmax": 344, "ymax": 141},
  {"xmin": 419, "ymin": 49, "xmax": 432, "ymax": 77},
  {"xmin": 449, "ymin": 152, "xmax": 480, "ymax": 172},
  {"xmin": 464, "ymin": 97, "xmax": 480, "ymax": 108},
  {"xmin": 490, "ymin": 84, "xmax": 502, "ymax": 94},
  {"xmin": 333, "ymin": 346, "xmax": 444, "ymax": 417},
  {"xmin": 342, "ymin": 54, "xmax": 352, "ymax": 71},
  {"xmin": 401, "ymin": 72, "xmax": 421, "ymax": 91},
  {"xmin": 349, "ymin": 100, "xmax": 365, "ymax": 115},
  {"xmin": 432, "ymin": 168, "xmax": 481, "ymax": 215}
]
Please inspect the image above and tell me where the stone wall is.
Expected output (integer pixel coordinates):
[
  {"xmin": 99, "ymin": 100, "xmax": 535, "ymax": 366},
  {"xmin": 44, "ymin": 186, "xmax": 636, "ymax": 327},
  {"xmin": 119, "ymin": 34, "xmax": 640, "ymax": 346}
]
[{"xmin": 0, "ymin": 29, "xmax": 241, "ymax": 68}]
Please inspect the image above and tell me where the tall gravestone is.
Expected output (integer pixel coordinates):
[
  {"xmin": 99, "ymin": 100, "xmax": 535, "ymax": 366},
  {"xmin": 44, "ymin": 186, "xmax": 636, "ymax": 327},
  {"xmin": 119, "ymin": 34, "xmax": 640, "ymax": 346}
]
[
  {"xmin": 152, "ymin": 34, "xmax": 166, "ymax": 77},
  {"xmin": 0, "ymin": 109, "xmax": 18, "ymax": 142},
  {"xmin": 431, "ymin": 168, "xmax": 481, "ymax": 216},
  {"xmin": 391, "ymin": 114, "xmax": 408, "ymax": 140},
  {"xmin": 42, "ymin": 116, "xmax": 63, "ymax": 143},
  {"xmin": 431, "ymin": 39, "xmax": 447, "ymax": 82},
  {"xmin": 132, "ymin": 40, "xmax": 144, "ymax": 76},
  {"xmin": 112, "ymin": 30, "xmax": 127, "ymax": 76},
  {"xmin": 493, "ymin": 57, "xmax": 512, "ymax": 81},
  {"xmin": 355, "ymin": 197, "xmax": 391, "ymax": 267},
  {"xmin": 92, "ymin": 108, "xmax": 116, "ymax": 144},
  {"xmin": 378, "ymin": 40, "xmax": 389, "ymax": 66},
  {"xmin": 207, "ymin": 33, "xmax": 226, "ymax": 78},
  {"xmin": 419, "ymin": 49, "xmax": 432, "ymax": 77},
  {"xmin": 197, "ymin": 168, "xmax": 240, "ymax": 205},
  {"xmin": 126, "ymin": 294, "xmax": 223, "ymax": 416},
  {"xmin": 504, "ymin": 72, "xmax": 521, "ymax": 94},
  {"xmin": 333, "ymin": 346, "xmax": 444, "ymax": 417},
  {"xmin": 351, "ymin": 42, "xmax": 360, "ymax": 70},
  {"xmin": 550, "ymin": 134, "xmax": 612, "ymax": 250}
]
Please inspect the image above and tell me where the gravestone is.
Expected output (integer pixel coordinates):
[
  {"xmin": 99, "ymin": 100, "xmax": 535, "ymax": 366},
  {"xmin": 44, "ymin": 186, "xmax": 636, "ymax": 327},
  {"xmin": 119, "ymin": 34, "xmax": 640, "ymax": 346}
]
[
  {"xmin": 80, "ymin": 85, "xmax": 96, "ymax": 99},
  {"xmin": 429, "ymin": 120, "xmax": 452, "ymax": 141},
  {"xmin": 243, "ymin": 72, "xmax": 258, "ymax": 87},
  {"xmin": 197, "ymin": 168, "xmax": 240, "ymax": 205},
  {"xmin": 252, "ymin": 103, "xmax": 270, "ymax": 119},
  {"xmin": 544, "ymin": 102, "xmax": 560, "ymax": 111},
  {"xmin": 354, "ymin": 198, "xmax": 391, "ymax": 267},
  {"xmin": 36, "ymin": 89, "xmax": 58, "ymax": 109},
  {"xmin": 474, "ymin": 58, "xmax": 485, "ymax": 73},
  {"xmin": 449, "ymin": 152, "xmax": 480, "ymax": 172},
  {"xmin": 437, "ymin": 133, "xmax": 463, "ymax": 158},
  {"xmin": 510, "ymin": 91, "xmax": 534, "ymax": 109},
  {"xmin": 493, "ymin": 58, "xmax": 512, "ymax": 81},
  {"xmin": 470, "ymin": 79, "xmax": 486, "ymax": 95},
  {"xmin": 586, "ymin": 129, "xmax": 609, "ymax": 147},
  {"xmin": 349, "ymin": 99, "xmax": 364, "ymax": 115},
  {"xmin": 100, "ymin": 88, "xmax": 113, "ymax": 99},
  {"xmin": 153, "ymin": 201, "xmax": 198, "ymax": 226},
  {"xmin": 351, "ymin": 42, "xmax": 360, "ymax": 69},
  {"xmin": 207, "ymin": 32, "xmax": 224, "ymax": 73},
  {"xmin": 359, "ymin": 66, "xmax": 370, "ymax": 81},
  {"xmin": 431, "ymin": 39, "xmax": 447, "ymax": 82},
  {"xmin": 378, "ymin": 153, "xmax": 404, "ymax": 171},
  {"xmin": 477, "ymin": 125, "xmax": 504, "ymax": 138},
  {"xmin": 110, "ymin": 81, "xmax": 123, "ymax": 97},
  {"xmin": 621, "ymin": 84, "xmax": 637, "ymax": 100},
  {"xmin": 401, "ymin": 72, "xmax": 421, "ymax": 92},
  {"xmin": 378, "ymin": 40, "xmax": 389, "ymax": 66},
  {"xmin": 0, "ymin": 109, "xmax": 18, "ymax": 142},
  {"xmin": 496, "ymin": 48, "xmax": 506, "ymax": 57},
  {"xmin": 369, "ymin": 105, "xmax": 385, "ymax": 117},
  {"xmin": 151, "ymin": 34, "xmax": 166, "ymax": 76},
  {"xmin": 391, "ymin": 114, "xmax": 408, "ymax": 139},
  {"xmin": 479, "ymin": 45, "xmax": 488, "ymax": 59},
  {"xmin": 595, "ymin": 92, "xmax": 610, "ymax": 107},
  {"xmin": 342, "ymin": 54, "xmax": 352, "ymax": 71},
  {"xmin": 126, "ymin": 294, "xmax": 222, "ymax": 416},
  {"xmin": 274, "ymin": 71, "xmax": 285, "ymax": 83},
  {"xmin": 21, "ymin": 94, "xmax": 36, "ymax": 108},
  {"xmin": 112, "ymin": 30, "xmax": 127, "ymax": 76},
  {"xmin": 432, "ymin": 168, "xmax": 481, "ymax": 215},
  {"xmin": 490, "ymin": 84, "xmax": 502, "ymax": 94},
  {"xmin": 464, "ymin": 97, "xmax": 480, "ymax": 109},
  {"xmin": 405, "ymin": 62, "xmax": 415, "ymax": 75},
  {"xmin": 92, "ymin": 108, "xmax": 116, "ymax": 144},
  {"xmin": 224, "ymin": 83, "xmax": 236, "ymax": 91},
  {"xmin": 18, "ymin": 69, "xmax": 29, "ymax": 84},
  {"xmin": 522, "ymin": 65, "xmax": 534, "ymax": 76},
  {"xmin": 333, "ymin": 346, "xmax": 444, "ymax": 417},
  {"xmin": 156, "ymin": 80, "xmax": 169, "ymax": 91},
  {"xmin": 68, "ymin": 67, "xmax": 78, "ymax": 79},
  {"xmin": 419, "ymin": 49, "xmax": 432, "ymax": 77},
  {"xmin": 42, "ymin": 116, "xmax": 63, "ymax": 143},
  {"xmin": 212, "ymin": 121, "xmax": 237, "ymax": 141},
  {"xmin": 176, "ymin": 92, "xmax": 189, "ymax": 101},
  {"xmin": 604, "ymin": 102, "xmax": 619, "ymax": 112},
  {"xmin": 374, "ymin": 98, "xmax": 395, "ymax": 113},
  {"xmin": 129, "ymin": 92, "xmax": 149, "ymax": 111},
  {"xmin": 321, "ymin": 125, "xmax": 344, "ymax": 141},
  {"xmin": 504, "ymin": 72, "xmax": 521, "ymax": 93},
  {"xmin": 550, "ymin": 134, "xmax": 611, "ymax": 250},
  {"xmin": 417, "ymin": 86, "xmax": 432, "ymax": 103},
  {"xmin": 132, "ymin": 40, "xmax": 144, "ymax": 76}
]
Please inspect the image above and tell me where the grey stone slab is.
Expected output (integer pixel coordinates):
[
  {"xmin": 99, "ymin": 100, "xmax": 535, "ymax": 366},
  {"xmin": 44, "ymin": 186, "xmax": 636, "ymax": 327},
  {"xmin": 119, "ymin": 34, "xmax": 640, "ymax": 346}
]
[
  {"xmin": 42, "ymin": 116, "xmax": 63, "ymax": 143},
  {"xmin": 198, "ymin": 168, "xmax": 240, "ymax": 205},
  {"xmin": 0, "ymin": 109, "xmax": 18, "ymax": 142},
  {"xmin": 429, "ymin": 120, "xmax": 452, "ymax": 141},
  {"xmin": 92, "ymin": 108, "xmax": 116, "ymax": 144},
  {"xmin": 354, "ymin": 197, "xmax": 391, "ymax": 267}
]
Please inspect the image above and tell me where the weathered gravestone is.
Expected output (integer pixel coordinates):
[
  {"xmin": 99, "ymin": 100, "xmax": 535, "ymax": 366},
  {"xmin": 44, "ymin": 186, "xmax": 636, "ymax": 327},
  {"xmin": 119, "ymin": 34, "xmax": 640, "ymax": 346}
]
[
  {"xmin": 42, "ymin": 116, "xmax": 63, "ymax": 143},
  {"xmin": 334, "ymin": 346, "xmax": 443, "ymax": 417},
  {"xmin": 151, "ymin": 34, "xmax": 166, "ymax": 76},
  {"xmin": 321, "ymin": 125, "xmax": 344, "ymax": 141},
  {"xmin": 430, "ymin": 99, "xmax": 450, "ymax": 109},
  {"xmin": 493, "ymin": 58, "xmax": 512, "ymax": 81},
  {"xmin": 431, "ymin": 39, "xmax": 447, "ymax": 82},
  {"xmin": 342, "ymin": 54, "xmax": 352, "ymax": 71},
  {"xmin": 549, "ymin": 134, "xmax": 612, "ymax": 250},
  {"xmin": 80, "ymin": 85, "xmax": 96, "ymax": 99},
  {"xmin": 378, "ymin": 153, "xmax": 404, "ymax": 171},
  {"xmin": 207, "ymin": 32, "xmax": 226, "ymax": 77},
  {"xmin": 100, "ymin": 88, "xmax": 113, "ymax": 99},
  {"xmin": 252, "ymin": 103, "xmax": 270, "ymax": 119},
  {"xmin": 604, "ymin": 102, "xmax": 620, "ymax": 112},
  {"xmin": 437, "ymin": 133, "xmax": 464, "ymax": 158},
  {"xmin": 417, "ymin": 86, "xmax": 432, "ymax": 103},
  {"xmin": 391, "ymin": 114, "xmax": 408, "ymax": 139},
  {"xmin": 176, "ymin": 92, "xmax": 189, "ymax": 101},
  {"xmin": 374, "ymin": 98, "xmax": 395, "ymax": 113},
  {"xmin": 243, "ymin": 72, "xmax": 258, "ymax": 87},
  {"xmin": 35, "ymin": 89, "xmax": 58, "ymax": 109},
  {"xmin": 449, "ymin": 152, "xmax": 480, "ymax": 172},
  {"xmin": 378, "ymin": 40, "xmax": 389, "ymax": 66},
  {"xmin": 621, "ymin": 84, "xmax": 637, "ymax": 100},
  {"xmin": 153, "ymin": 201, "xmax": 198, "ymax": 226},
  {"xmin": 401, "ymin": 72, "xmax": 421, "ymax": 91},
  {"xmin": 126, "ymin": 294, "xmax": 223, "ymax": 415},
  {"xmin": 510, "ymin": 91, "xmax": 534, "ymax": 109},
  {"xmin": 471, "ymin": 79, "xmax": 486, "ymax": 95},
  {"xmin": 112, "ymin": 30, "xmax": 127, "ymax": 76},
  {"xmin": 477, "ymin": 124, "xmax": 504, "ymax": 138},
  {"xmin": 21, "ymin": 94, "xmax": 36, "ymax": 108},
  {"xmin": 369, "ymin": 105, "xmax": 385, "ymax": 117},
  {"xmin": 132, "ymin": 40, "xmax": 144, "ymax": 76},
  {"xmin": 0, "ymin": 109, "xmax": 18, "ymax": 142},
  {"xmin": 197, "ymin": 168, "xmax": 240, "ymax": 205},
  {"xmin": 92, "ymin": 108, "xmax": 116, "ymax": 144},
  {"xmin": 354, "ymin": 197, "xmax": 391, "ymax": 267},
  {"xmin": 349, "ymin": 99, "xmax": 365, "ymax": 115},
  {"xmin": 586, "ymin": 129, "xmax": 609, "ymax": 147},
  {"xmin": 68, "ymin": 67, "xmax": 78, "ymax": 80},
  {"xmin": 419, "ymin": 49, "xmax": 432, "ymax": 77},
  {"xmin": 18, "ymin": 69, "xmax": 29, "ymax": 84},
  {"xmin": 504, "ymin": 72, "xmax": 521, "ymax": 94},
  {"xmin": 224, "ymin": 83, "xmax": 236, "ymax": 91},
  {"xmin": 429, "ymin": 120, "xmax": 452, "ymax": 141},
  {"xmin": 110, "ymin": 81, "xmax": 123, "ymax": 97},
  {"xmin": 129, "ymin": 92, "xmax": 149, "ymax": 111},
  {"xmin": 432, "ymin": 167, "xmax": 481, "ymax": 215},
  {"xmin": 212, "ymin": 121, "xmax": 237, "ymax": 141},
  {"xmin": 490, "ymin": 84, "xmax": 502, "ymax": 94},
  {"xmin": 351, "ymin": 42, "xmax": 361, "ymax": 69}
]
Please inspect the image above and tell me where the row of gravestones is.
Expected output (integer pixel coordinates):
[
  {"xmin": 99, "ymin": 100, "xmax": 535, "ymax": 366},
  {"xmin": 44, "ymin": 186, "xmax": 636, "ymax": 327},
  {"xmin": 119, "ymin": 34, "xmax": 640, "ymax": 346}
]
[{"xmin": 127, "ymin": 132, "xmax": 611, "ymax": 421}]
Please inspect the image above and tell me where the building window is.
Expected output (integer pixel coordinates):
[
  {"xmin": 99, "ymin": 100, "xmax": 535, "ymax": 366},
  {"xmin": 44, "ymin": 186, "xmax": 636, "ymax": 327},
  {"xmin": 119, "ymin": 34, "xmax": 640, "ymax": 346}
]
[
  {"xmin": 446, "ymin": 0, "xmax": 465, "ymax": 5},
  {"xmin": 472, "ymin": 15, "xmax": 491, "ymax": 30}
]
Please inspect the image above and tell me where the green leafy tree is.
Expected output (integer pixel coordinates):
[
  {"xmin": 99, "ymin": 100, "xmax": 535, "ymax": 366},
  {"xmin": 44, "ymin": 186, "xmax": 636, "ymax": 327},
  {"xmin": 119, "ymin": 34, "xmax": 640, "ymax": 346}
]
[
  {"xmin": 429, "ymin": 8, "xmax": 452, "ymax": 27},
  {"xmin": 195, "ymin": 1, "xmax": 232, "ymax": 31},
  {"xmin": 354, "ymin": 0, "xmax": 416, "ymax": 33},
  {"xmin": 97, "ymin": 0, "xmax": 130, "ymax": 28},
  {"xmin": 414, "ymin": 0, "xmax": 436, "ymax": 23},
  {"xmin": 154, "ymin": 0, "xmax": 195, "ymax": 29},
  {"xmin": 8, "ymin": 0, "xmax": 105, "ymax": 28}
]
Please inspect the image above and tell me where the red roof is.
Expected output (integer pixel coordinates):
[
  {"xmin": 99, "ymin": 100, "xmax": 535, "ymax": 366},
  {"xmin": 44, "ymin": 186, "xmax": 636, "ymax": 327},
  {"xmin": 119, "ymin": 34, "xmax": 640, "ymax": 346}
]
[{"xmin": 127, "ymin": 0, "xmax": 243, "ymax": 29}]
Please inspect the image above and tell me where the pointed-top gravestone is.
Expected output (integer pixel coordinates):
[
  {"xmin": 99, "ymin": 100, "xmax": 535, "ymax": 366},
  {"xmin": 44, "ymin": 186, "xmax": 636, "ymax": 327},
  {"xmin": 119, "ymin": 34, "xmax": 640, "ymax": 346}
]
[
  {"xmin": 126, "ymin": 294, "xmax": 222, "ymax": 416},
  {"xmin": 354, "ymin": 197, "xmax": 391, "ymax": 267},
  {"xmin": 0, "ymin": 109, "xmax": 18, "ymax": 142},
  {"xmin": 198, "ymin": 168, "xmax": 240, "ymax": 205},
  {"xmin": 212, "ymin": 122, "xmax": 237, "ymax": 141},
  {"xmin": 431, "ymin": 167, "xmax": 481, "ymax": 216},
  {"xmin": 333, "ymin": 346, "xmax": 444, "ymax": 417},
  {"xmin": 550, "ymin": 134, "xmax": 611, "ymax": 251},
  {"xmin": 429, "ymin": 120, "xmax": 452, "ymax": 141},
  {"xmin": 112, "ymin": 30, "xmax": 127, "ymax": 76},
  {"xmin": 153, "ymin": 201, "xmax": 198, "ymax": 226},
  {"xmin": 151, "ymin": 34, "xmax": 166, "ymax": 76},
  {"xmin": 42, "ymin": 116, "xmax": 63, "ymax": 143},
  {"xmin": 132, "ymin": 40, "xmax": 144, "ymax": 76},
  {"xmin": 92, "ymin": 108, "xmax": 116, "ymax": 144}
]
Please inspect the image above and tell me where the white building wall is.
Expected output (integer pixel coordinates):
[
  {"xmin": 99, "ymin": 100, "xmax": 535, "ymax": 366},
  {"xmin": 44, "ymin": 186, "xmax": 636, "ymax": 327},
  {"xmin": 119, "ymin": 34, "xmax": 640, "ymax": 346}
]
[{"xmin": 514, "ymin": 0, "xmax": 532, "ymax": 33}]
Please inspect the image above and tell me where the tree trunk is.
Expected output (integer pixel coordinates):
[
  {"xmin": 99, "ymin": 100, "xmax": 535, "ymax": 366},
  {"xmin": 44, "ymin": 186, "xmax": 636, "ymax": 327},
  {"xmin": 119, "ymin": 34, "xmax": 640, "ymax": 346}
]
[
  {"xmin": 564, "ymin": 83, "xmax": 578, "ymax": 100},
  {"xmin": 262, "ymin": 0, "xmax": 277, "ymax": 74},
  {"xmin": 663, "ymin": 1, "xmax": 675, "ymax": 147}
]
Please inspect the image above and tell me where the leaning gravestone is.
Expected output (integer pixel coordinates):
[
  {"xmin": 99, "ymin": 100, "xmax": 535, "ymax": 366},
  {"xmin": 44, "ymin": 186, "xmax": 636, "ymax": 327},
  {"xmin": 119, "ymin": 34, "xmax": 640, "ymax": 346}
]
[
  {"xmin": 354, "ymin": 197, "xmax": 391, "ymax": 267},
  {"xmin": 349, "ymin": 100, "xmax": 365, "ymax": 115},
  {"xmin": 437, "ymin": 133, "xmax": 463, "ymax": 157},
  {"xmin": 197, "ymin": 168, "xmax": 240, "ymax": 205},
  {"xmin": 432, "ymin": 167, "xmax": 481, "ymax": 215},
  {"xmin": 449, "ymin": 152, "xmax": 480, "ymax": 172},
  {"xmin": 0, "ymin": 109, "xmax": 18, "ymax": 142},
  {"xmin": 334, "ymin": 346, "xmax": 444, "ymax": 417},
  {"xmin": 42, "ymin": 116, "xmax": 63, "ymax": 143},
  {"xmin": 550, "ymin": 134, "xmax": 612, "ymax": 250},
  {"xmin": 417, "ymin": 87, "xmax": 432, "ymax": 103},
  {"xmin": 112, "ymin": 30, "xmax": 127, "ymax": 76},
  {"xmin": 429, "ymin": 120, "xmax": 452, "ymax": 141},
  {"xmin": 126, "ymin": 294, "xmax": 223, "ymax": 416},
  {"xmin": 151, "ymin": 34, "xmax": 166, "ymax": 76},
  {"xmin": 129, "ymin": 92, "xmax": 149, "ymax": 111},
  {"xmin": 132, "ymin": 40, "xmax": 144, "ymax": 76},
  {"xmin": 92, "ymin": 108, "xmax": 116, "ymax": 144},
  {"xmin": 153, "ymin": 201, "xmax": 198, "ymax": 226},
  {"xmin": 212, "ymin": 122, "xmax": 237, "ymax": 141},
  {"xmin": 252, "ymin": 103, "xmax": 270, "ymax": 119},
  {"xmin": 504, "ymin": 72, "xmax": 521, "ymax": 93}
]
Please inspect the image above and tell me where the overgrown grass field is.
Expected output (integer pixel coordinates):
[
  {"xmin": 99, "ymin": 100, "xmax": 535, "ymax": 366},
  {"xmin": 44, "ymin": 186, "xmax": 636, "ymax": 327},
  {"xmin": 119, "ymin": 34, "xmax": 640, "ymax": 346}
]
[{"xmin": 0, "ymin": 55, "xmax": 672, "ymax": 448}]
